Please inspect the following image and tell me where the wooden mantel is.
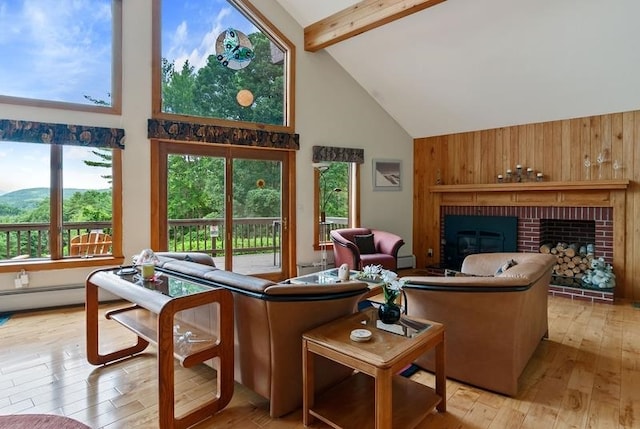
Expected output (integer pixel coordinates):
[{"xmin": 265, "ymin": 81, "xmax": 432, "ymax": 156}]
[
  {"xmin": 429, "ymin": 180, "xmax": 629, "ymax": 208},
  {"xmin": 430, "ymin": 180, "xmax": 629, "ymax": 193}
]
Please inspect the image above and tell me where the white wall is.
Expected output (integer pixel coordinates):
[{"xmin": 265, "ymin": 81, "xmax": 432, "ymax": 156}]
[{"xmin": 0, "ymin": 0, "xmax": 413, "ymax": 302}]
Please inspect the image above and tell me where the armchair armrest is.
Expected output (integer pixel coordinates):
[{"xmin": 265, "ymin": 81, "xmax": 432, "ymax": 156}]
[
  {"xmin": 330, "ymin": 231, "xmax": 360, "ymax": 254},
  {"xmin": 371, "ymin": 229, "xmax": 405, "ymax": 256}
]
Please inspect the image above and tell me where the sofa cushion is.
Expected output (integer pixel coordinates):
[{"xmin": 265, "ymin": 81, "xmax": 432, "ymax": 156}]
[{"xmin": 354, "ymin": 233, "xmax": 376, "ymax": 254}]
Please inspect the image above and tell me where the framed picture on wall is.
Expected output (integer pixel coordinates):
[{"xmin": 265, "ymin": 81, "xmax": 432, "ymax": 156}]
[{"xmin": 373, "ymin": 159, "xmax": 402, "ymax": 191}]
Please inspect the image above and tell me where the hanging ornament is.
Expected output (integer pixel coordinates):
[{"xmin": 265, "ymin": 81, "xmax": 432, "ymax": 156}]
[
  {"xmin": 215, "ymin": 28, "xmax": 254, "ymax": 70},
  {"xmin": 236, "ymin": 89, "xmax": 254, "ymax": 107}
]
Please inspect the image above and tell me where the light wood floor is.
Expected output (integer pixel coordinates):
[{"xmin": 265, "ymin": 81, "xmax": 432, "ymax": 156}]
[{"xmin": 0, "ymin": 296, "xmax": 639, "ymax": 428}]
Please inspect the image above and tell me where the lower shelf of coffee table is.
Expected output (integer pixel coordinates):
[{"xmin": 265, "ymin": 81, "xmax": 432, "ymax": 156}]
[
  {"xmin": 309, "ymin": 372, "xmax": 441, "ymax": 429},
  {"xmin": 107, "ymin": 306, "xmax": 220, "ymax": 368}
]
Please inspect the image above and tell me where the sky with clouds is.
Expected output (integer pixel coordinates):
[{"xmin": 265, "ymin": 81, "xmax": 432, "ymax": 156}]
[
  {"xmin": 0, "ymin": 0, "xmax": 256, "ymax": 194},
  {"xmin": 162, "ymin": 0, "xmax": 257, "ymax": 73},
  {"xmin": 0, "ymin": 0, "xmax": 113, "ymax": 104}
]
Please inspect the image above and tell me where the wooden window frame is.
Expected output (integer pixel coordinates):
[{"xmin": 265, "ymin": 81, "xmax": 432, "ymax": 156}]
[{"xmin": 150, "ymin": 139, "xmax": 297, "ymax": 279}]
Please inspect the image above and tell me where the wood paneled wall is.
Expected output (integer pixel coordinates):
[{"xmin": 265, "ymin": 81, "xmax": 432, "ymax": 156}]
[{"xmin": 413, "ymin": 110, "xmax": 640, "ymax": 301}]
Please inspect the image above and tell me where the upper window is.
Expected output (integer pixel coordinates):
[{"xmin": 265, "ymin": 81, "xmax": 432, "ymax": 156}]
[
  {"xmin": 154, "ymin": 0, "xmax": 294, "ymax": 131},
  {"xmin": 0, "ymin": 0, "xmax": 122, "ymax": 113}
]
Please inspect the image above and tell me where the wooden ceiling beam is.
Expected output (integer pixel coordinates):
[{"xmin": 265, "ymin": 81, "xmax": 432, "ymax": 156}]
[{"xmin": 304, "ymin": 0, "xmax": 447, "ymax": 52}]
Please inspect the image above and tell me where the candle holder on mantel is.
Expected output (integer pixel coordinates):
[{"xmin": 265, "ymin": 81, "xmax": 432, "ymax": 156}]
[{"xmin": 498, "ymin": 165, "xmax": 542, "ymax": 183}]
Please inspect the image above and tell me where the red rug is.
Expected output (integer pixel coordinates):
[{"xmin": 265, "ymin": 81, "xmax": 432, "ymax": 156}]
[{"xmin": 0, "ymin": 414, "xmax": 90, "ymax": 429}]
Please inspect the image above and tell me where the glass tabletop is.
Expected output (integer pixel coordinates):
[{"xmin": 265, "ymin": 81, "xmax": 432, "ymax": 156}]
[
  {"xmin": 361, "ymin": 307, "xmax": 432, "ymax": 338},
  {"xmin": 109, "ymin": 266, "xmax": 213, "ymax": 298},
  {"xmin": 289, "ymin": 268, "xmax": 382, "ymax": 285}
]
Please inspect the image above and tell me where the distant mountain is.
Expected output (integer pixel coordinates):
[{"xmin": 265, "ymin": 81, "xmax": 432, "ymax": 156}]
[{"xmin": 0, "ymin": 188, "xmax": 104, "ymax": 211}]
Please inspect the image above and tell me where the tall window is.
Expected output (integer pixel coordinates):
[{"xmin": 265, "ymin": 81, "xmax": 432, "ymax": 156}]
[
  {"xmin": 312, "ymin": 146, "xmax": 364, "ymax": 249},
  {"xmin": 0, "ymin": 122, "xmax": 123, "ymax": 270},
  {"xmin": 154, "ymin": 0, "xmax": 294, "ymax": 131},
  {"xmin": 314, "ymin": 162, "xmax": 360, "ymax": 249},
  {"xmin": 0, "ymin": 0, "xmax": 122, "ymax": 113}
]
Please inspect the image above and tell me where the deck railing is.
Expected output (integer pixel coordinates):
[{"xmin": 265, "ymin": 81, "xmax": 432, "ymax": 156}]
[{"xmin": 0, "ymin": 217, "xmax": 348, "ymax": 260}]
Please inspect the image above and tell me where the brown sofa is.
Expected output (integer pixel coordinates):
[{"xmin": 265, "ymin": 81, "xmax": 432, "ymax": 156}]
[
  {"xmin": 153, "ymin": 252, "xmax": 369, "ymax": 417},
  {"xmin": 402, "ymin": 252, "xmax": 556, "ymax": 396}
]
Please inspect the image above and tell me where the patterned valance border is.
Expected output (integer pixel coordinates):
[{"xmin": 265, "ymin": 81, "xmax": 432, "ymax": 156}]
[
  {"xmin": 148, "ymin": 119, "xmax": 299, "ymax": 150},
  {"xmin": 312, "ymin": 145, "xmax": 364, "ymax": 164},
  {"xmin": 0, "ymin": 119, "xmax": 125, "ymax": 149}
]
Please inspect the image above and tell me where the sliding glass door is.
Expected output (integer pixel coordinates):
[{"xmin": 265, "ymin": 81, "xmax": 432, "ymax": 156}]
[{"xmin": 151, "ymin": 141, "xmax": 290, "ymax": 278}]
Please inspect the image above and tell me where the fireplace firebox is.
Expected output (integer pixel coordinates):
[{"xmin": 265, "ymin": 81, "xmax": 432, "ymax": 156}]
[{"xmin": 443, "ymin": 215, "xmax": 518, "ymax": 269}]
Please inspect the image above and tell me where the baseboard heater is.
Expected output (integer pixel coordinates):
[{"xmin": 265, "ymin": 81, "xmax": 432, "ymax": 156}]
[
  {"xmin": 397, "ymin": 255, "xmax": 416, "ymax": 269},
  {"xmin": 0, "ymin": 284, "xmax": 117, "ymax": 313}
]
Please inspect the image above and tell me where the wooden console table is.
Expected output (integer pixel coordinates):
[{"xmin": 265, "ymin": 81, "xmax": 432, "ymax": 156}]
[
  {"xmin": 303, "ymin": 307, "xmax": 446, "ymax": 429},
  {"xmin": 86, "ymin": 267, "xmax": 234, "ymax": 429}
]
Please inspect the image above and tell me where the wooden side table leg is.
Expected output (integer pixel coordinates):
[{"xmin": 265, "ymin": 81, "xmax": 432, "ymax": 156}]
[
  {"xmin": 157, "ymin": 308, "xmax": 175, "ymax": 429},
  {"xmin": 302, "ymin": 339, "xmax": 315, "ymax": 427},
  {"xmin": 375, "ymin": 369, "xmax": 393, "ymax": 429},
  {"xmin": 435, "ymin": 335, "xmax": 446, "ymax": 412}
]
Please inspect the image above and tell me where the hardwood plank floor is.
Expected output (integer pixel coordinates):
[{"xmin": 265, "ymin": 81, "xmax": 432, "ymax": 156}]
[{"xmin": 0, "ymin": 297, "xmax": 638, "ymax": 428}]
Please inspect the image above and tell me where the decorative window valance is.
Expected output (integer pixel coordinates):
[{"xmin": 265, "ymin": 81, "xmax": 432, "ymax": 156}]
[
  {"xmin": 148, "ymin": 119, "xmax": 299, "ymax": 150},
  {"xmin": 0, "ymin": 119, "xmax": 125, "ymax": 149},
  {"xmin": 312, "ymin": 145, "xmax": 364, "ymax": 164}
]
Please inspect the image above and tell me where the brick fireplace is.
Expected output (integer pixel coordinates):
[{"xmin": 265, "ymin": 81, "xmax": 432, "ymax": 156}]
[
  {"xmin": 440, "ymin": 206, "xmax": 614, "ymax": 303},
  {"xmin": 429, "ymin": 181, "xmax": 628, "ymax": 303},
  {"xmin": 441, "ymin": 206, "xmax": 613, "ymax": 261}
]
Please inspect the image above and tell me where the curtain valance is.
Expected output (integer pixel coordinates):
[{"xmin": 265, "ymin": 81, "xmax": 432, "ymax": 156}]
[
  {"xmin": 148, "ymin": 119, "xmax": 299, "ymax": 150},
  {"xmin": 0, "ymin": 119, "xmax": 125, "ymax": 149},
  {"xmin": 312, "ymin": 145, "xmax": 364, "ymax": 164}
]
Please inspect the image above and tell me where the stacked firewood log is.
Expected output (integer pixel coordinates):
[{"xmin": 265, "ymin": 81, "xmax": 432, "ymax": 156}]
[{"xmin": 539, "ymin": 242, "xmax": 594, "ymax": 279}]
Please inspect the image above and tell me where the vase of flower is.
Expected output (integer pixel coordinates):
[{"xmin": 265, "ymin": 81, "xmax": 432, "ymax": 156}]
[
  {"xmin": 357, "ymin": 264, "xmax": 405, "ymax": 325},
  {"xmin": 378, "ymin": 301, "xmax": 401, "ymax": 324}
]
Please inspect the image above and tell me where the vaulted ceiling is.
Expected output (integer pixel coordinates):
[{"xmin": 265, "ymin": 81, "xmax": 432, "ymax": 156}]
[{"xmin": 274, "ymin": 0, "xmax": 640, "ymax": 138}]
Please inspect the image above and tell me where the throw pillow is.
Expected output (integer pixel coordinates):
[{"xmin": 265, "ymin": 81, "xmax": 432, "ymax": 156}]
[
  {"xmin": 354, "ymin": 234, "xmax": 376, "ymax": 254},
  {"xmin": 495, "ymin": 259, "xmax": 518, "ymax": 275}
]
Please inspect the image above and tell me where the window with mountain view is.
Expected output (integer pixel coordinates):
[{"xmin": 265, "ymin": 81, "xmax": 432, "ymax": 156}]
[
  {"xmin": 0, "ymin": 141, "xmax": 117, "ymax": 263},
  {"xmin": 156, "ymin": 0, "xmax": 292, "ymax": 129},
  {"xmin": 0, "ymin": 0, "xmax": 121, "ymax": 113}
]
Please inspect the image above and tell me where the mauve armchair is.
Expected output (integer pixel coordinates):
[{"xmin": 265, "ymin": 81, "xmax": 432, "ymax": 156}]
[{"xmin": 330, "ymin": 227, "xmax": 405, "ymax": 271}]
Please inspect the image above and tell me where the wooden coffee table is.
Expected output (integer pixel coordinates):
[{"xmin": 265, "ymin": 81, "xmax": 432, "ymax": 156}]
[{"xmin": 302, "ymin": 307, "xmax": 446, "ymax": 429}]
